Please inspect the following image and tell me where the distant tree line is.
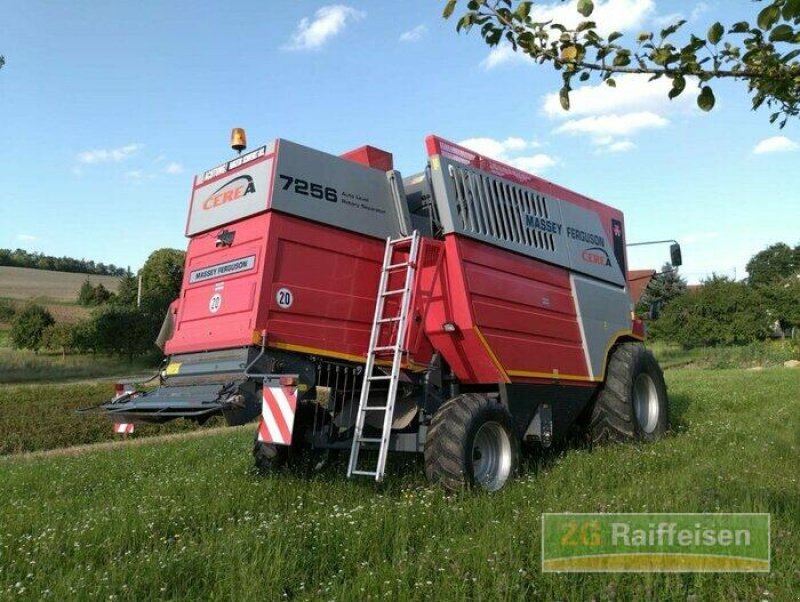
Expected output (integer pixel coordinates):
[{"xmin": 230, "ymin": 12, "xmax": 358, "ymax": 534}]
[
  {"xmin": 0, "ymin": 248, "xmax": 128, "ymax": 276},
  {"xmin": 643, "ymin": 242, "xmax": 800, "ymax": 349}
]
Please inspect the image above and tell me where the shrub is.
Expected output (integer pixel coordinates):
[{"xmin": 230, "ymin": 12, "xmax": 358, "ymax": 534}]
[
  {"xmin": 41, "ymin": 322, "xmax": 75, "ymax": 357},
  {"xmin": 10, "ymin": 304, "xmax": 55, "ymax": 352},
  {"xmin": 650, "ymin": 275, "xmax": 772, "ymax": 348},
  {"xmin": 91, "ymin": 304, "xmax": 157, "ymax": 359},
  {"xmin": 0, "ymin": 298, "xmax": 16, "ymax": 322}
]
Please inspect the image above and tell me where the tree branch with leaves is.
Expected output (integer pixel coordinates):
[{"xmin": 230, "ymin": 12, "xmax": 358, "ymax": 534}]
[{"xmin": 443, "ymin": 0, "xmax": 800, "ymax": 126}]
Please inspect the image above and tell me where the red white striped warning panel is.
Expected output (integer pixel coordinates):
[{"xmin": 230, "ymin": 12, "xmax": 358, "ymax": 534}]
[
  {"xmin": 257, "ymin": 384, "xmax": 298, "ymax": 446},
  {"xmin": 114, "ymin": 423, "xmax": 134, "ymax": 434}
]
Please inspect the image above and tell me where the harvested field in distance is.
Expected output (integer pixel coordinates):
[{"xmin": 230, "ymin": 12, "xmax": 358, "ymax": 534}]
[{"xmin": 0, "ymin": 266, "xmax": 122, "ymax": 302}]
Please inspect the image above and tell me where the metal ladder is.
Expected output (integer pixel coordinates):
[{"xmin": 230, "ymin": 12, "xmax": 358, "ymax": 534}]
[{"xmin": 347, "ymin": 231, "xmax": 420, "ymax": 481}]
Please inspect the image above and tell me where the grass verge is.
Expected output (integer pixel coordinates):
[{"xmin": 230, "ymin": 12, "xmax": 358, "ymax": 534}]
[
  {"xmin": 0, "ymin": 368, "xmax": 798, "ymax": 600},
  {"xmin": 0, "ymin": 349, "xmax": 156, "ymax": 384},
  {"xmin": 0, "ymin": 381, "xmax": 221, "ymax": 455}
]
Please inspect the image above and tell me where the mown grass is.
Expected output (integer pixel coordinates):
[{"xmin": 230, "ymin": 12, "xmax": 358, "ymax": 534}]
[
  {"xmin": 649, "ymin": 339, "xmax": 798, "ymax": 370},
  {"xmin": 0, "ymin": 348, "xmax": 157, "ymax": 384},
  {"xmin": 0, "ymin": 381, "xmax": 221, "ymax": 455},
  {"xmin": 0, "ymin": 368, "xmax": 798, "ymax": 601}
]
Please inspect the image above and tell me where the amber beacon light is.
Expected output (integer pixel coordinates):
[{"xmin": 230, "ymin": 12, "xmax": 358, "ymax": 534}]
[{"xmin": 230, "ymin": 127, "xmax": 247, "ymax": 154}]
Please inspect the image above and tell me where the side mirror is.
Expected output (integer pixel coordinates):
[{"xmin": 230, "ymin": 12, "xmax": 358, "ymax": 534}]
[{"xmin": 670, "ymin": 243, "xmax": 683, "ymax": 267}]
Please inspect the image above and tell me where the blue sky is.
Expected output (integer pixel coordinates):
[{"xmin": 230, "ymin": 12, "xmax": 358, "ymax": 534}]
[{"xmin": 1, "ymin": 0, "xmax": 798, "ymax": 283}]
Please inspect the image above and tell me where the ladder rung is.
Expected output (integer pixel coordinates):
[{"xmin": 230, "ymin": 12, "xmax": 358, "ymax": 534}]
[
  {"xmin": 381, "ymin": 288, "xmax": 406, "ymax": 296},
  {"xmin": 361, "ymin": 405, "xmax": 389, "ymax": 411},
  {"xmin": 389, "ymin": 235, "xmax": 415, "ymax": 245},
  {"xmin": 385, "ymin": 262, "xmax": 412, "ymax": 270},
  {"xmin": 372, "ymin": 345, "xmax": 398, "ymax": 353},
  {"xmin": 350, "ymin": 469, "xmax": 378, "ymax": 477},
  {"xmin": 367, "ymin": 375, "xmax": 392, "ymax": 381},
  {"xmin": 377, "ymin": 316, "xmax": 401, "ymax": 324},
  {"xmin": 358, "ymin": 437, "xmax": 384, "ymax": 444}
]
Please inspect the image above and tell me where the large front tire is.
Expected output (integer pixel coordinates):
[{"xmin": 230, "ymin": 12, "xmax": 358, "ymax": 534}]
[
  {"xmin": 590, "ymin": 342, "xmax": 668, "ymax": 444},
  {"xmin": 424, "ymin": 393, "xmax": 520, "ymax": 492}
]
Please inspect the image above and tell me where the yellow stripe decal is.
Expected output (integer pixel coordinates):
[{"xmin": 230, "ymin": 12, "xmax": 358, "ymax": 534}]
[
  {"xmin": 270, "ymin": 341, "xmax": 426, "ymax": 371},
  {"xmin": 473, "ymin": 327, "xmax": 511, "ymax": 383}
]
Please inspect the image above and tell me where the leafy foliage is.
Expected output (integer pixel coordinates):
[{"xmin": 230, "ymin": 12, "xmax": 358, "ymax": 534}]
[
  {"xmin": 116, "ymin": 272, "xmax": 139, "ymax": 305},
  {"xmin": 140, "ymin": 248, "xmax": 185, "ymax": 309},
  {"xmin": 443, "ymin": 0, "xmax": 800, "ymax": 126},
  {"xmin": 0, "ymin": 298, "xmax": 16, "ymax": 322},
  {"xmin": 40, "ymin": 322, "xmax": 75, "ymax": 357},
  {"xmin": 90, "ymin": 304, "xmax": 158, "ymax": 359},
  {"xmin": 10, "ymin": 304, "xmax": 55, "ymax": 352},
  {"xmin": 745, "ymin": 241, "xmax": 800, "ymax": 285},
  {"xmin": 636, "ymin": 263, "xmax": 687, "ymax": 315},
  {"xmin": 0, "ymin": 248, "xmax": 127, "ymax": 276},
  {"xmin": 77, "ymin": 278, "xmax": 115, "ymax": 306},
  {"xmin": 650, "ymin": 275, "xmax": 772, "ymax": 348}
]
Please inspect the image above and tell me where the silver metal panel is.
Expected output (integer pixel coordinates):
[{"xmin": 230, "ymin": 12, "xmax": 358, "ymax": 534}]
[
  {"xmin": 571, "ymin": 274, "xmax": 633, "ymax": 378},
  {"xmin": 270, "ymin": 139, "xmax": 409, "ymax": 239},
  {"xmin": 187, "ymin": 157, "xmax": 274, "ymax": 236},
  {"xmin": 429, "ymin": 156, "xmax": 570, "ymax": 267},
  {"xmin": 560, "ymin": 200, "xmax": 626, "ymax": 286},
  {"xmin": 429, "ymin": 155, "xmax": 626, "ymax": 286}
]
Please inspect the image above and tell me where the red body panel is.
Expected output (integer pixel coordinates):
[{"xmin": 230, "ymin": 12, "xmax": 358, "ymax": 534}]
[
  {"xmin": 421, "ymin": 235, "xmax": 591, "ymax": 385},
  {"xmin": 167, "ymin": 211, "xmax": 434, "ymax": 367}
]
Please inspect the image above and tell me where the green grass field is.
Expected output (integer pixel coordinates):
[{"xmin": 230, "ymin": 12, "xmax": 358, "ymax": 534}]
[{"xmin": 1, "ymin": 368, "xmax": 798, "ymax": 601}]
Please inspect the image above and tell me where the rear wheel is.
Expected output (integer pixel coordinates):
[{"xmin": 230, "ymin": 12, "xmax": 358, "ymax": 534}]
[
  {"xmin": 424, "ymin": 393, "xmax": 520, "ymax": 492},
  {"xmin": 590, "ymin": 342, "xmax": 668, "ymax": 444}
]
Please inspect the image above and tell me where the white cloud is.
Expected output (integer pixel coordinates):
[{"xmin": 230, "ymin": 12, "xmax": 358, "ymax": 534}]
[
  {"xmin": 285, "ymin": 5, "xmax": 365, "ymax": 51},
  {"xmin": 690, "ymin": 2, "xmax": 710, "ymax": 22},
  {"xmin": 164, "ymin": 162, "xmax": 183, "ymax": 174},
  {"xmin": 606, "ymin": 140, "xmax": 637, "ymax": 153},
  {"xmin": 124, "ymin": 170, "xmax": 145, "ymax": 180},
  {"xmin": 16, "ymin": 234, "xmax": 37, "ymax": 242},
  {"xmin": 480, "ymin": 44, "xmax": 530, "ymax": 70},
  {"xmin": 459, "ymin": 136, "xmax": 557, "ymax": 174},
  {"xmin": 399, "ymin": 24, "xmax": 427, "ymax": 42},
  {"xmin": 530, "ymin": 0, "xmax": 654, "ymax": 36},
  {"xmin": 543, "ymin": 74, "xmax": 694, "ymax": 118},
  {"xmin": 509, "ymin": 154, "xmax": 559, "ymax": 172},
  {"xmin": 77, "ymin": 143, "xmax": 142, "ymax": 164},
  {"xmin": 753, "ymin": 136, "xmax": 799, "ymax": 155},
  {"xmin": 555, "ymin": 111, "xmax": 668, "ymax": 137}
]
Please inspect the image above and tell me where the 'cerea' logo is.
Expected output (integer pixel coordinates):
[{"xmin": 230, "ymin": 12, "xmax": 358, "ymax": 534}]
[
  {"xmin": 202, "ymin": 175, "xmax": 256, "ymax": 210},
  {"xmin": 582, "ymin": 247, "xmax": 612, "ymax": 267}
]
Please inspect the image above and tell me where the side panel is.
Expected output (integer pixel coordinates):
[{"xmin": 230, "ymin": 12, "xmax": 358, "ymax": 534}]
[
  {"xmin": 270, "ymin": 139, "xmax": 409, "ymax": 239},
  {"xmin": 258, "ymin": 213, "xmax": 434, "ymax": 368},
  {"xmin": 425, "ymin": 135, "xmax": 629, "ymax": 287},
  {"xmin": 421, "ymin": 235, "xmax": 594, "ymax": 385},
  {"xmin": 571, "ymin": 273, "xmax": 638, "ymax": 379},
  {"xmin": 186, "ymin": 144, "xmax": 276, "ymax": 236},
  {"xmin": 167, "ymin": 213, "xmax": 271, "ymax": 354}
]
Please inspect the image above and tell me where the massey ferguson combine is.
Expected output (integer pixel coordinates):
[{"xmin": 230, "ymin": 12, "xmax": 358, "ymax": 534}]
[{"xmin": 99, "ymin": 131, "xmax": 669, "ymax": 491}]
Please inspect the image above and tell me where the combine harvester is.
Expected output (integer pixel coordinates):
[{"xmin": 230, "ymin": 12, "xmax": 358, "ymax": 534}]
[{"xmin": 99, "ymin": 130, "xmax": 672, "ymax": 491}]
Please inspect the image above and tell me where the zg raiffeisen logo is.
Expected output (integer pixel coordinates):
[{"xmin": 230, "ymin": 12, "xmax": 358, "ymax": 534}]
[
  {"xmin": 542, "ymin": 513, "xmax": 770, "ymax": 572},
  {"xmin": 202, "ymin": 174, "xmax": 256, "ymax": 210}
]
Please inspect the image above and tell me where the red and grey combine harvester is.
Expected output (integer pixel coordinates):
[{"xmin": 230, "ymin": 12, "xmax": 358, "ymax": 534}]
[{"xmin": 99, "ymin": 130, "xmax": 672, "ymax": 491}]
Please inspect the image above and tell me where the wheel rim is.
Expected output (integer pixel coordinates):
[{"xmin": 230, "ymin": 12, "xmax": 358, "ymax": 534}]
[
  {"xmin": 471, "ymin": 421, "xmax": 512, "ymax": 491},
  {"xmin": 633, "ymin": 373, "xmax": 659, "ymax": 434}
]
